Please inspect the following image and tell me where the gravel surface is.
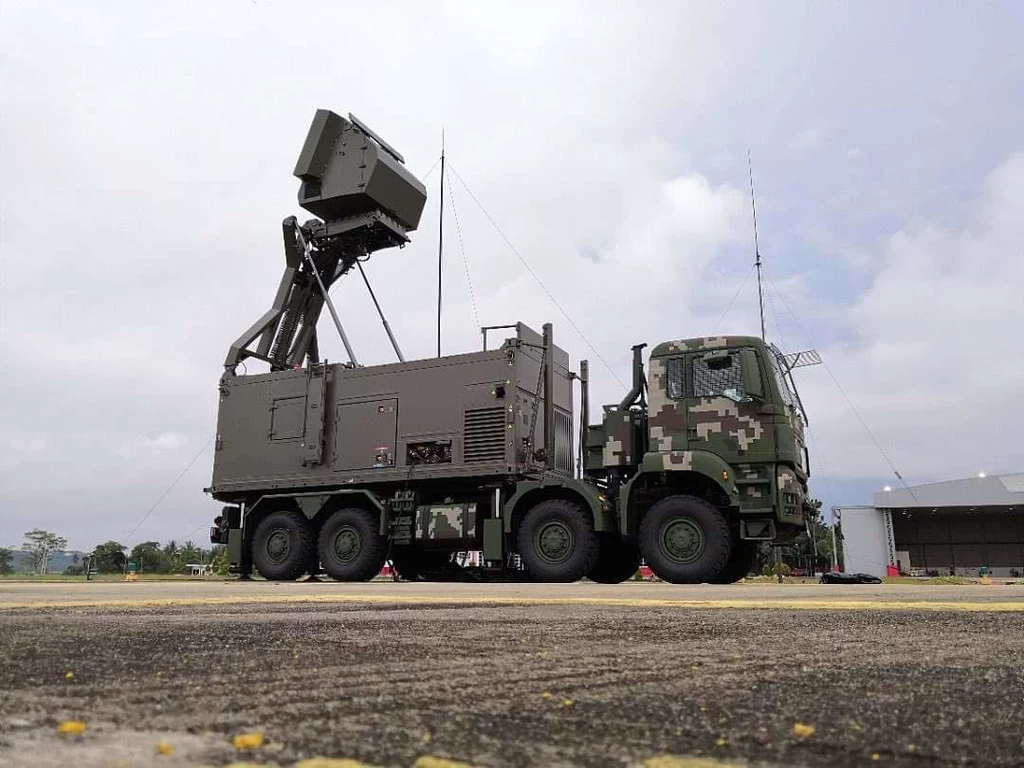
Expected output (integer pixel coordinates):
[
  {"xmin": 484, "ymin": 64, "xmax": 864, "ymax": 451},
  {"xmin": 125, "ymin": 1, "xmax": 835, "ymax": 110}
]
[{"xmin": 1, "ymin": 588, "xmax": 1023, "ymax": 767}]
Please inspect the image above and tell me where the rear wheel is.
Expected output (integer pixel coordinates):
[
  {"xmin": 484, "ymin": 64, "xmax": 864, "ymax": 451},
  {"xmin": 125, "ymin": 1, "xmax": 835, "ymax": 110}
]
[
  {"xmin": 587, "ymin": 534, "xmax": 640, "ymax": 583},
  {"xmin": 639, "ymin": 495, "xmax": 732, "ymax": 583},
  {"xmin": 318, "ymin": 508, "xmax": 387, "ymax": 581},
  {"xmin": 251, "ymin": 510, "xmax": 315, "ymax": 581},
  {"xmin": 711, "ymin": 540, "xmax": 757, "ymax": 583},
  {"xmin": 516, "ymin": 499, "xmax": 599, "ymax": 582}
]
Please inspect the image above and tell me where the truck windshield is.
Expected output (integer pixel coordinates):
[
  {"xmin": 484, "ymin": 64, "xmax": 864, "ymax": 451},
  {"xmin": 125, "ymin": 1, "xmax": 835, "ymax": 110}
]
[{"xmin": 768, "ymin": 347, "xmax": 802, "ymax": 419}]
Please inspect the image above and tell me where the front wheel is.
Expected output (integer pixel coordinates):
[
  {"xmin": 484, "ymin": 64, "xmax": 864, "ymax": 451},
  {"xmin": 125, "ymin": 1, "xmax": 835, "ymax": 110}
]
[
  {"xmin": 711, "ymin": 540, "xmax": 757, "ymax": 584},
  {"xmin": 639, "ymin": 495, "xmax": 732, "ymax": 583},
  {"xmin": 251, "ymin": 510, "xmax": 315, "ymax": 581},
  {"xmin": 318, "ymin": 508, "xmax": 387, "ymax": 581},
  {"xmin": 516, "ymin": 499, "xmax": 599, "ymax": 582}
]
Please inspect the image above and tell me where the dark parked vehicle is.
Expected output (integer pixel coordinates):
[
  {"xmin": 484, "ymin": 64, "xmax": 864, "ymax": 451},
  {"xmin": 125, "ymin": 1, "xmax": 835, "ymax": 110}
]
[{"xmin": 820, "ymin": 572, "xmax": 883, "ymax": 584}]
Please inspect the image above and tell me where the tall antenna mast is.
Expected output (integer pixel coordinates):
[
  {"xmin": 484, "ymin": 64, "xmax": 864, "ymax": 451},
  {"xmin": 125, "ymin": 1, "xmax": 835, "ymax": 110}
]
[
  {"xmin": 437, "ymin": 131, "xmax": 445, "ymax": 357},
  {"xmin": 748, "ymin": 149, "xmax": 766, "ymax": 341}
]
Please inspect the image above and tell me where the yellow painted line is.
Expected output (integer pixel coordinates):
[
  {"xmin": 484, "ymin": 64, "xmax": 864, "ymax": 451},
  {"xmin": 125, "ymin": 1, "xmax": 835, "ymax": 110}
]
[{"xmin": 1, "ymin": 593, "xmax": 1023, "ymax": 612}]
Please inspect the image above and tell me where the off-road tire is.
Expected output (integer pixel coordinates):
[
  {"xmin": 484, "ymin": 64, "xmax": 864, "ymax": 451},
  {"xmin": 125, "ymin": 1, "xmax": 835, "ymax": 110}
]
[
  {"xmin": 587, "ymin": 533, "xmax": 641, "ymax": 583},
  {"xmin": 639, "ymin": 495, "xmax": 732, "ymax": 583},
  {"xmin": 318, "ymin": 508, "xmax": 387, "ymax": 582},
  {"xmin": 251, "ymin": 510, "xmax": 315, "ymax": 581},
  {"xmin": 711, "ymin": 540, "xmax": 757, "ymax": 584},
  {"xmin": 516, "ymin": 499, "xmax": 599, "ymax": 582}
]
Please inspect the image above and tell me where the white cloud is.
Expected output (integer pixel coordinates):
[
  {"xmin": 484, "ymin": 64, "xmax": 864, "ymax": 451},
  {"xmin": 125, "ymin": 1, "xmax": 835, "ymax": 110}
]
[
  {"xmin": 804, "ymin": 152, "xmax": 1024, "ymax": 482},
  {"xmin": 10, "ymin": 436, "xmax": 47, "ymax": 458},
  {"xmin": 121, "ymin": 432, "xmax": 191, "ymax": 455},
  {"xmin": 788, "ymin": 119, "xmax": 829, "ymax": 152}
]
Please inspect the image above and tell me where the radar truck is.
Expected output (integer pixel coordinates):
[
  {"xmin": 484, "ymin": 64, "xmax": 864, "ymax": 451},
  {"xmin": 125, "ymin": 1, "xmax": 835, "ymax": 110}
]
[{"xmin": 206, "ymin": 109, "xmax": 812, "ymax": 584}]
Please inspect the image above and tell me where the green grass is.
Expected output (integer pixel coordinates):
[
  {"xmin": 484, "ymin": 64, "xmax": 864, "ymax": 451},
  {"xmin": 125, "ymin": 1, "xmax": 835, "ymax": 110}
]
[{"xmin": 0, "ymin": 573, "xmax": 227, "ymax": 582}]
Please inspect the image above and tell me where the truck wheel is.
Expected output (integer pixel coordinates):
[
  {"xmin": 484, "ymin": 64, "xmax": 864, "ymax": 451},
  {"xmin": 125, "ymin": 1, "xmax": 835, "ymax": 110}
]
[
  {"xmin": 711, "ymin": 540, "xmax": 757, "ymax": 584},
  {"xmin": 516, "ymin": 499, "xmax": 599, "ymax": 582},
  {"xmin": 639, "ymin": 495, "xmax": 731, "ymax": 583},
  {"xmin": 318, "ymin": 508, "xmax": 387, "ymax": 581},
  {"xmin": 587, "ymin": 534, "xmax": 640, "ymax": 584},
  {"xmin": 251, "ymin": 510, "xmax": 315, "ymax": 581}
]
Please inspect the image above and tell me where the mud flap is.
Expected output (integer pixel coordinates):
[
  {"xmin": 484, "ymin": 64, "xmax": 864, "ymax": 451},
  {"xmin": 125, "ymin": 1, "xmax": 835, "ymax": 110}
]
[{"xmin": 740, "ymin": 518, "xmax": 777, "ymax": 540}]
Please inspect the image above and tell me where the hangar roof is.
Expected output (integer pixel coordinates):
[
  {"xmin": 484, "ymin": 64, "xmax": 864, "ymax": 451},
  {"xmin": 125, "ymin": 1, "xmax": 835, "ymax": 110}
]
[{"xmin": 874, "ymin": 472, "xmax": 1024, "ymax": 510}]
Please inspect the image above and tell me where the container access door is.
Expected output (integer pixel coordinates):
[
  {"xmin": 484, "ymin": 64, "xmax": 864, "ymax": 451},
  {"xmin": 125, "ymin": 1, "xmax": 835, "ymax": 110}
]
[{"xmin": 333, "ymin": 397, "xmax": 398, "ymax": 471}]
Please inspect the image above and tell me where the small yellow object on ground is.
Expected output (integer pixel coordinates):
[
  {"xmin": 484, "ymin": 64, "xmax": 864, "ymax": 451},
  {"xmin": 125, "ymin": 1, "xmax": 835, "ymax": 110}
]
[
  {"xmin": 232, "ymin": 732, "xmax": 265, "ymax": 749},
  {"xmin": 155, "ymin": 740, "xmax": 175, "ymax": 756},
  {"xmin": 714, "ymin": 737, "xmax": 727, "ymax": 746},
  {"xmin": 541, "ymin": 690, "xmax": 553, "ymax": 699},
  {"xmin": 561, "ymin": 698, "xmax": 574, "ymax": 707},
  {"xmin": 871, "ymin": 753, "xmax": 881, "ymax": 761},
  {"xmin": 792, "ymin": 722, "xmax": 815, "ymax": 738},
  {"xmin": 413, "ymin": 757, "xmax": 473, "ymax": 768},
  {"xmin": 64, "ymin": 671, "xmax": 74, "ymax": 680},
  {"xmin": 57, "ymin": 720, "xmax": 86, "ymax": 736}
]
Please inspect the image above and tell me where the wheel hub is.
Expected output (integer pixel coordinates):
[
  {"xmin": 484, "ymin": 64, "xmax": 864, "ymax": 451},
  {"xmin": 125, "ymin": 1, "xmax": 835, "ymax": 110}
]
[
  {"xmin": 332, "ymin": 525, "xmax": 361, "ymax": 563},
  {"xmin": 265, "ymin": 529, "xmax": 291, "ymax": 564},
  {"xmin": 660, "ymin": 517, "xmax": 705, "ymax": 564},
  {"xmin": 536, "ymin": 521, "xmax": 574, "ymax": 564}
]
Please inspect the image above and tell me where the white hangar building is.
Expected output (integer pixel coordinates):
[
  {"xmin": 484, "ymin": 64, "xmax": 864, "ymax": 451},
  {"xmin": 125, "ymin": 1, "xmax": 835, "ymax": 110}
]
[{"xmin": 834, "ymin": 473, "xmax": 1024, "ymax": 578}]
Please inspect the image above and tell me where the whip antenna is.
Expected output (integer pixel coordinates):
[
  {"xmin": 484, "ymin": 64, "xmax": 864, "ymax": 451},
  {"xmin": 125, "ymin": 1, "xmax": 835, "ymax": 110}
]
[
  {"xmin": 748, "ymin": 149, "xmax": 766, "ymax": 342},
  {"xmin": 437, "ymin": 130, "xmax": 445, "ymax": 357}
]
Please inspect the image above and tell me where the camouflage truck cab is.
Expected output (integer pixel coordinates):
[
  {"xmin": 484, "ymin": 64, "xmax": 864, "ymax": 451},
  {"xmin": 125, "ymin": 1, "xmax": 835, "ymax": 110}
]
[{"xmin": 584, "ymin": 335, "xmax": 810, "ymax": 583}]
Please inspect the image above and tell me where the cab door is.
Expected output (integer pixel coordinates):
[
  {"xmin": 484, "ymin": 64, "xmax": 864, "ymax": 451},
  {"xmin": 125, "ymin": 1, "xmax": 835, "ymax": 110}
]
[{"xmin": 684, "ymin": 349, "xmax": 774, "ymax": 464}]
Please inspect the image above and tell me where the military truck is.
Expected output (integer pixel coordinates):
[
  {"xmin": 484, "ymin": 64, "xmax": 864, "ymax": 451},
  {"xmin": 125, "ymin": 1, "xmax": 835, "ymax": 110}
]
[{"xmin": 206, "ymin": 109, "xmax": 812, "ymax": 584}]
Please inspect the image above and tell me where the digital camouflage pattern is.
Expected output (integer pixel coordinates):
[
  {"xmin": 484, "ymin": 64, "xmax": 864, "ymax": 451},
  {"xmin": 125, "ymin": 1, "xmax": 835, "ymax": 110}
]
[
  {"xmin": 602, "ymin": 409, "xmax": 635, "ymax": 466},
  {"xmin": 690, "ymin": 398, "xmax": 767, "ymax": 452},
  {"xmin": 649, "ymin": 335, "xmax": 763, "ymax": 356},
  {"xmin": 647, "ymin": 357, "xmax": 681, "ymax": 450},
  {"xmin": 776, "ymin": 466, "xmax": 805, "ymax": 519},
  {"xmin": 637, "ymin": 336, "xmax": 808, "ymax": 524},
  {"xmin": 647, "ymin": 343, "xmax": 773, "ymax": 462},
  {"xmin": 417, "ymin": 503, "xmax": 477, "ymax": 540}
]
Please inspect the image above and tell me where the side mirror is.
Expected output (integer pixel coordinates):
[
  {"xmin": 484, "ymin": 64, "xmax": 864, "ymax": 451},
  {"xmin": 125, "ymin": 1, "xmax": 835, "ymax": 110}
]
[{"xmin": 740, "ymin": 349, "xmax": 763, "ymax": 400}]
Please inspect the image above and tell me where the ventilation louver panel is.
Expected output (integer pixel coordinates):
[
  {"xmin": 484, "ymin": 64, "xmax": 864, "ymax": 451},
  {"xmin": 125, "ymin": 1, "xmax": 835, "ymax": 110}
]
[
  {"xmin": 554, "ymin": 408, "xmax": 573, "ymax": 474},
  {"xmin": 463, "ymin": 407, "xmax": 507, "ymax": 464}
]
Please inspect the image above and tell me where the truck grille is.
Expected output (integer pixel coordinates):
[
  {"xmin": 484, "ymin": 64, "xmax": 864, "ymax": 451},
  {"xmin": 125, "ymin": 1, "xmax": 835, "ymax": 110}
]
[{"xmin": 463, "ymin": 407, "xmax": 507, "ymax": 464}]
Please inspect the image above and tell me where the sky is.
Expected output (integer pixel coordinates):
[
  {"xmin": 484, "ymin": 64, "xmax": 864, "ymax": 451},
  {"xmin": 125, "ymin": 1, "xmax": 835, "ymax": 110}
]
[{"xmin": 1, "ymin": 1, "xmax": 1022, "ymax": 550}]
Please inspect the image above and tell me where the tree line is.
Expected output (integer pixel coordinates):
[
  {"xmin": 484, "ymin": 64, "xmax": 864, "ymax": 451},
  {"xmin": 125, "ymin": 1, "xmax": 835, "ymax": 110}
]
[{"xmin": 0, "ymin": 530, "xmax": 227, "ymax": 576}]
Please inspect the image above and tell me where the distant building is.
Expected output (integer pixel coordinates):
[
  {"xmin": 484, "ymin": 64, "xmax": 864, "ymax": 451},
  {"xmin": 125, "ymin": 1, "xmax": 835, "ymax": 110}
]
[
  {"xmin": 185, "ymin": 563, "xmax": 212, "ymax": 576},
  {"xmin": 835, "ymin": 473, "xmax": 1024, "ymax": 578}
]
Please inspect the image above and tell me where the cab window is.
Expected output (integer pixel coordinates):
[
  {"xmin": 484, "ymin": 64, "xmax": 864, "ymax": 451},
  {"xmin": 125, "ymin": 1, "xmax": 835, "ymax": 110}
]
[
  {"xmin": 666, "ymin": 358, "xmax": 685, "ymax": 399},
  {"xmin": 768, "ymin": 351, "xmax": 796, "ymax": 408},
  {"xmin": 692, "ymin": 352, "xmax": 745, "ymax": 400}
]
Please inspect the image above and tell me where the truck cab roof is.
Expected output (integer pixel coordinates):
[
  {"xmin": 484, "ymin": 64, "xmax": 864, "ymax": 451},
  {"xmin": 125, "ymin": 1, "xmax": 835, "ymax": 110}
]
[{"xmin": 649, "ymin": 335, "xmax": 766, "ymax": 357}]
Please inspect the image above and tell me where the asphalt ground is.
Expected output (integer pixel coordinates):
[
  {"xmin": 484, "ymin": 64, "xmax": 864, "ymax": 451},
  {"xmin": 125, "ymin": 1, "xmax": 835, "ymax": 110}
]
[{"xmin": 1, "ymin": 582, "xmax": 1023, "ymax": 768}]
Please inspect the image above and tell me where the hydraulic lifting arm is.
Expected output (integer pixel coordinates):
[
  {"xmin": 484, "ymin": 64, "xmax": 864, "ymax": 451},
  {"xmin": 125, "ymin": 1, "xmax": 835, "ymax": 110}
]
[{"xmin": 223, "ymin": 109, "xmax": 427, "ymax": 378}]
